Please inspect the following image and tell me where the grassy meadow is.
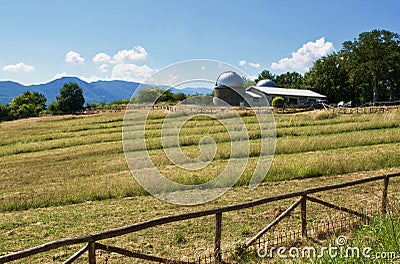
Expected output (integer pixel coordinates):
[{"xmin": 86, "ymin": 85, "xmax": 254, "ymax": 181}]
[
  {"xmin": 1, "ymin": 107, "xmax": 400, "ymax": 262},
  {"xmin": 1, "ymin": 108, "xmax": 400, "ymax": 212}
]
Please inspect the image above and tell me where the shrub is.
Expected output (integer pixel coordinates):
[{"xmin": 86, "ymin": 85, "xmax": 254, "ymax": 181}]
[
  {"xmin": 272, "ymin": 96, "xmax": 285, "ymax": 108},
  {"xmin": 8, "ymin": 91, "xmax": 47, "ymax": 119},
  {"xmin": 47, "ymin": 101, "xmax": 61, "ymax": 115}
]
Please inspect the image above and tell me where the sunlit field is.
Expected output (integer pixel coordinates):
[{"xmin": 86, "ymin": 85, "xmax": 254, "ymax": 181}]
[
  {"xmin": 1, "ymin": 109, "xmax": 400, "ymax": 212},
  {"xmin": 1, "ymin": 108, "xmax": 400, "ymax": 263}
]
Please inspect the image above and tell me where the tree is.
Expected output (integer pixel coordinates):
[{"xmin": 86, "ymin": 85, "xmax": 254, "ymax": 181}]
[
  {"xmin": 243, "ymin": 76, "xmax": 256, "ymax": 88},
  {"xmin": 275, "ymin": 72, "xmax": 304, "ymax": 88},
  {"xmin": 156, "ymin": 89, "xmax": 174, "ymax": 103},
  {"xmin": 0, "ymin": 103, "xmax": 10, "ymax": 120},
  {"xmin": 341, "ymin": 29, "xmax": 400, "ymax": 103},
  {"xmin": 135, "ymin": 88, "xmax": 164, "ymax": 103},
  {"xmin": 304, "ymin": 53, "xmax": 354, "ymax": 102},
  {"xmin": 56, "ymin": 83, "xmax": 85, "ymax": 113},
  {"xmin": 8, "ymin": 91, "xmax": 47, "ymax": 119},
  {"xmin": 173, "ymin": 92, "xmax": 187, "ymax": 101},
  {"xmin": 255, "ymin": 70, "xmax": 276, "ymax": 83},
  {"xmin": 47, "ymin": 101, "xmax": 60, "ymax": 114},
  {"xmin": 135, "ymin": 88, "xmax": 188, "ymax": 103}
]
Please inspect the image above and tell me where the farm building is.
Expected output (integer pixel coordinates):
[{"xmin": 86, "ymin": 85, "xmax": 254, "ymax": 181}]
[
  {"xmin": 213, "ymin": 71, "xmax": 326, "ymax": 107},
  {"xmin": 213, "ymin": 71, "xmax": 245, "ymax": 106},
  {"xmin": 246, "ymin": 80, "xmax": 327, "ymax": 107}
]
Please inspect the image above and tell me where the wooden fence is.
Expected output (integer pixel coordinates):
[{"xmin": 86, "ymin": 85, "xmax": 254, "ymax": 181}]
[
  {"xmin": 1, "ymin": 172, "xmax": 399, "ymax": 264},
  {"xmin": 332, "ymin": 106, "xmax": 400, "ymax": 114}
]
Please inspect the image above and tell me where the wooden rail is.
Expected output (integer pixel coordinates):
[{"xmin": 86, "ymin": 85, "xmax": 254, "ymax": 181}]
[{"xmin": 1, "ymin": 172, "xmax": 399, "ymax": 263}]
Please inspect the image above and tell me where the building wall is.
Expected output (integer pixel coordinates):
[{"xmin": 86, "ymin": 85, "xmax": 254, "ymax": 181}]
[
  {"xmin": 214, "ymin": 87, "xmax": 244, "ymax": 106},
  {"xmin": 246, "ymin": 87, "xmax": 324, "ymax": 107},
  {"xmin": 270, "ymin": 95, "xmax": 322, "ymax": 106}
]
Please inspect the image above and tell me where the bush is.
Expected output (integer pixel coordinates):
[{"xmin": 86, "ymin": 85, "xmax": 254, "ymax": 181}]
[
  {"xmin": 7, "ymin": 91, "xmax": 47, "ymax": 119},
  {"xmin": 272, "ymin": 96, "xmax": 285, "ymax": 108},
  {"xmin": 47, "ymin": 102, "xmax": 60, "ymax": 115}
]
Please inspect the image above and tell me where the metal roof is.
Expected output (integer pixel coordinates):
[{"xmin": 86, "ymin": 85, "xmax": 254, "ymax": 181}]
[
  {"xmin": 245, "ymin": 91, "xmax": 262, "ymax": 98},
  {"xmin": 248, "ymin": 86, "xmax": 326, "ymax": 98},
  {"xmin": 256, "ymin": 79, "xmax": 277, "ymax": 87}
]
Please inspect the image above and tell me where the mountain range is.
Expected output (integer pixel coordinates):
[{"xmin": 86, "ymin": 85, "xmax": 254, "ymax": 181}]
[{"xmin": 0, "ymin": 77, "xmax": 213, "ymax": 105}]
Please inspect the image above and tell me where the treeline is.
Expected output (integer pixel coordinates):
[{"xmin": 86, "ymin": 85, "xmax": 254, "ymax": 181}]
[
  {"xmin": 133, "ymin": 87, "xmax": 217, "ymax": 106},
  {"xmin": 0, "ymin": 84, "xmax": 195, "ymax": 121},
  {"xmin": 0, "ymin": 83, "xmax": 85, "ymax": 121},
  {"xmin": 134, "ymin": 88, "xmax": 188, "ymax": 103},
  {"xmin": 256, "ymin": 29, "xmax": 400, "ymax": 103}
]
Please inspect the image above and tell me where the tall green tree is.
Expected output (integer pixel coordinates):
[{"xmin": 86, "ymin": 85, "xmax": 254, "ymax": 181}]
[
  {"xmin": 275, "ymin": 71, "xmax": 304, "ymax": 88},
  {"xmin": 56, "ymin": 83, "xmax": 85, "ymax": 113},
  {"xmin": 304, "ymin": 53, "xmax": 354, "ymax": 102},
  {"xmin": 341, "ymin": 29, "xmax": 400, "ymax": 102},
  {"xmin": 173, "ymin": 92, "xmax": 187, "ymax": 101},
  {"xmin": 0, "ymin": 103, "xmax": 10, "ymax": 120},
  {"xmin": 135, "ymin": 88, "xmax": 164, "ymax": 103},
  {"xmin": 156, "ymin": 89, "xmax": 174, "ymax": 103},
  {"xmin": 8, "ymin": 91, "xmax": 47, "ymax": 119},
  {"xmin": 254, "ymin": 70, "xmax": 276, "ymax": 83}
]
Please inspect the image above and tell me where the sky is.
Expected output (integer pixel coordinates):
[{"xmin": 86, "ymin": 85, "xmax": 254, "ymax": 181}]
[{"xmin": 1, "ymin": 0, "xmax": 400, "ymax": 85}]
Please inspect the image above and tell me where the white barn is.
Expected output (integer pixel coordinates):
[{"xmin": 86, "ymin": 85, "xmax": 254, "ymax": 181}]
[{"xmin": 245, "ymin": 79, "xmax": 326, "ymax": 107}]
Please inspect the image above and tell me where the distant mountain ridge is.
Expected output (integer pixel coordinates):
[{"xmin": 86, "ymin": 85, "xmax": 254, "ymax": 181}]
[{"xmin": 0, "ymin": 77, "xmax": 213, "ymax": 105}]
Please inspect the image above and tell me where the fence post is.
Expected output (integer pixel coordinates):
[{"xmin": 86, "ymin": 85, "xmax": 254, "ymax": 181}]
[
  {"xmin": 214, "ymin": 213, "xmax": 222, "ymax": 263},
  {"xmin": 382, "ymin": 175, "xmax": 390, "ymax": 214},
  {"xmin": 88, "ymin": 241, "xmax": 96, "ymax": 264},
  {"xmin": 301, "ymin": 195, "xmax": 307, "ymax": 238}
]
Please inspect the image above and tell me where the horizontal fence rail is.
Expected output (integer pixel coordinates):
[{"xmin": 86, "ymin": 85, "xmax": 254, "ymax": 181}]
[{"xmin": 1, "ymin": 172, "xmax": 399, "ymax": 263}]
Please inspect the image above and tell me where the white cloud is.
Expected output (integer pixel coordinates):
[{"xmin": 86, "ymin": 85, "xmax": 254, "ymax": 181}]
[
  {"xmin": 271, "ymin": 37, "xmax": 334, "ymax": 73},
  {"xmin": 98, "ymin": 64, "xmax": 109, "ymax": 73},
  {"xmin": 111, "ymin": 63, "xmax": 154, "ymax": 83},
  {"xmin": 248, "ymin": 62, "xmax": 260, "ymax": 68},
  {"xmin": 56, "ymin": 45, "xmax": 152, "ymax": 83},
  {"xmin": 112, "ymin": 45, "xmax": 148, "ymax": 63},
  {"xmin": 52, "ymin": 72, "xmax": 67, "ymax": 80},
  {"xmin": 65, "ymin": 51, "xmax": 85, "ymax": 64},
  {"xmin": 79, "ymin": 75, "xmax": 106, "ymax": 83},
  {"xmin": 239, "ymin": 60, "xmax": 260, "ymax": 68},
  {"xmin": 92, "ymin": 52, "xmax": 111, "ymax": 63},
  {"xmin": 2, "ymin": 62, "xmax": 34, "ymax": 72}
]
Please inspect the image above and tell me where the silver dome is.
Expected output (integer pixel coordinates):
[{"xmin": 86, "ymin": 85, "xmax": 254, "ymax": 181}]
[
  {"xmin": 256, "ymin": 79, "xmax": 277, "ymax": 87},
  {"xmin": 215, "ymin": 71, "xmax": 244, "ymax": 89}
]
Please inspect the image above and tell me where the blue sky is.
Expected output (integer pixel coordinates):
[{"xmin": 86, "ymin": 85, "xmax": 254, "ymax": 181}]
[{"xmin": 1, "ymin": 0, "xmax": 399, "ymax": 85}]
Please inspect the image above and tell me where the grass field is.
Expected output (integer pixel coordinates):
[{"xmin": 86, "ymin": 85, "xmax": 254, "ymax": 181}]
[{"xmin": 1, "ymin": 108, "xmax": 400, "ymax": 262}]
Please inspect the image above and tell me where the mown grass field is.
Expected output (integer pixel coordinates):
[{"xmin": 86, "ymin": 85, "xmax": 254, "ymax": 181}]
[{"xmin": 1, "ymin": 108, "xmax": 400, "ymax": 262}]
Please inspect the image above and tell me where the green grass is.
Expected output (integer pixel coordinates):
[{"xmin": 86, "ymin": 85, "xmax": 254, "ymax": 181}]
[
  {"xmin": 1, "ymin": 108, "xmax": 400, "ymax": 263},
  {"xmin": 313, "ymin": 214, "xmax": 400, "ymax": 263},
  {"xmin": 1, "ymin": 109, "xmax": 400, "ymax": 213}
]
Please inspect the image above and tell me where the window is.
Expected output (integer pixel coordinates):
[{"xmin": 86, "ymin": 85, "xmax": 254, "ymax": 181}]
[{"xmin": 288, "ymin": 98, "xmax": 298, "ymax": 105}]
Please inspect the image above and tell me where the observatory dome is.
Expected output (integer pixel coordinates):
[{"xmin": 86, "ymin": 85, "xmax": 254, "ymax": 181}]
[
  {"xmin": 215, "ymin": 71, "xmax": 244, "ymax": 90},
  {"xmin": 256, "ymin": 79, "xmax": 277, "ymax": 87}
]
